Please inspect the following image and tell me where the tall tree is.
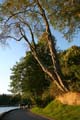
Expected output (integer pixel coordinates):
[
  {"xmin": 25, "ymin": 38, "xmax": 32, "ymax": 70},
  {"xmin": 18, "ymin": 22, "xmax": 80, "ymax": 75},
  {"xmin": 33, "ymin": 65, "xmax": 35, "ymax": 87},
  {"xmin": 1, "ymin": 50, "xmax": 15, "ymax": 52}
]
[
  {"xmin": 0, "ymin": 0, "xmax": 79, "ymax": 92},
  {"xmin": 10, "ymin": 50, "xmax": 50, "ymax": 98}
]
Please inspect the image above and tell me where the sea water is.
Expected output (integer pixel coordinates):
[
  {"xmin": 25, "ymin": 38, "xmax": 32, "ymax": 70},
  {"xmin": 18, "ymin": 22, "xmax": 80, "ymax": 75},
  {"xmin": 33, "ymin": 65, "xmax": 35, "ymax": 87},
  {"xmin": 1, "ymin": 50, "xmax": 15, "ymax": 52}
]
[{"xmin": 0, "ymin": 106, "xmax": 19, "ymax": 114}]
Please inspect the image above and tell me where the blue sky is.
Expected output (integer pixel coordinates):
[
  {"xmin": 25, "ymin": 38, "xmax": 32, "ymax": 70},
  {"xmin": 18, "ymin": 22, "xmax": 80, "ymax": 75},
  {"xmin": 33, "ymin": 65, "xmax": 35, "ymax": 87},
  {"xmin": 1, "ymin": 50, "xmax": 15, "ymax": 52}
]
[
  {"xmin": 0, "ymin": 40, "xmax": 27, "ymax": 94},
  {"xmin": 54, "ymin": 30, "xmax": 80, "ymax": 50},
  {"xmin": 0, "ymin": 31, "xmax": 80, "ymax": 94}
]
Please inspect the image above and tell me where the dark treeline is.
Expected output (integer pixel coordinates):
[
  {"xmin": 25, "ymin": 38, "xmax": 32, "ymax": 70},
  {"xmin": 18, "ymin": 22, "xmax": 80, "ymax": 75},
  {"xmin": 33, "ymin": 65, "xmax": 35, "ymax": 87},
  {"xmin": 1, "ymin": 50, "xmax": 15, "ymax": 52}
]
[
  {"xmin": 0, "ymin": 93, "xmax": 32, "ymax": 106},
  {"xmin": 0, "ymin": 94, "xmax": 21, "ymax": 106}
]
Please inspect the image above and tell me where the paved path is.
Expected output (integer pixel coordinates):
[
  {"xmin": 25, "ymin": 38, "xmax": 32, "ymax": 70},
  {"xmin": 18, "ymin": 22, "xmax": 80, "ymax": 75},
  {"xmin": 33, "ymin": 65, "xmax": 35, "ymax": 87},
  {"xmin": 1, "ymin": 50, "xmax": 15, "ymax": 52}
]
[{"xmin": 1, "ymin": 109, "xmax": 51, "ymax": 120}]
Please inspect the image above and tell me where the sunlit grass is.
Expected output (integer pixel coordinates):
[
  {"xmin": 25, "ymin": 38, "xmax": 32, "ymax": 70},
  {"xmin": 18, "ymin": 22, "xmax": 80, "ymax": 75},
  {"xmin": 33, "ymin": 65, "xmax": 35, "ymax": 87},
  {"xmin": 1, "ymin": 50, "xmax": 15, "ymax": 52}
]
[{"xmin": 31, "ymin": 100, "xmax": 80, "ymax": 120}]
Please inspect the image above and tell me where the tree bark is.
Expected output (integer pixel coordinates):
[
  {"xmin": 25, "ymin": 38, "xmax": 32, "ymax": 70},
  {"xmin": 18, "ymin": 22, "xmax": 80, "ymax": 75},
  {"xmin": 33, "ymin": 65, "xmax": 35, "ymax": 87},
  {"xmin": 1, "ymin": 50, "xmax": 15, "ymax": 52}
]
[
  {"xmin": 32, "ymin": 51, "xmax": 67, "ymax": 92},
  {"xmin": 47, "ymin": 35, "xmax": 68, "ymax": 92},
  {"xmin": 36, "ymin": 0, "xmax": 68, "ymax": 92}
]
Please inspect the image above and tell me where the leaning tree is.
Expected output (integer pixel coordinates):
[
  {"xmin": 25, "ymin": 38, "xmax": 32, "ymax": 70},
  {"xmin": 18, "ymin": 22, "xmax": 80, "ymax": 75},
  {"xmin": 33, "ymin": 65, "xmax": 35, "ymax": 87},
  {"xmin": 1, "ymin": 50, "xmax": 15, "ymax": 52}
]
[{"xmin": 0, "ymin": 0, "xmax": 80, "ymax": 92}]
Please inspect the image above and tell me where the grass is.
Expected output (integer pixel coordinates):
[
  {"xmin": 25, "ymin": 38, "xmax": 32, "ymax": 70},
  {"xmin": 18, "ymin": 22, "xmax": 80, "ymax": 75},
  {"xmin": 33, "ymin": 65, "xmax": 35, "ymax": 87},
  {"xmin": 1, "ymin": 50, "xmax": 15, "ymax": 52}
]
[{"xmin": 31, "ymin": 100, "xmax": 80, "ymax": 120}]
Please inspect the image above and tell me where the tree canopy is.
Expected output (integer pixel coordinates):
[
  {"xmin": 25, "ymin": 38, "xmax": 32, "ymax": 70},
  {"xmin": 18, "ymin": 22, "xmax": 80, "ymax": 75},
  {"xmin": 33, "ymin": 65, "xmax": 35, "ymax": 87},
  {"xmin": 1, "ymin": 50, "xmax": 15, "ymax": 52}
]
[
  {"xmin": 10, "ymin": 45, "xmax": 80, "ymax": 104},
  {"xmin": 10, "ymin": 44, "xmax": 51, "ymax": 106},
  {"xmin": 0, "ymin": 0, "xmax": 80, "ymax": 40},
  {"xmin": 0, "ymin": 0, "xmax": 80, "ymax": 92},
  {"xmin": 59, "ymin": 46, "xmax": 80, "ymax": 91},
  {"xmin": 10, "ymin": 50, "xmax": 50, "ymax": 97}
]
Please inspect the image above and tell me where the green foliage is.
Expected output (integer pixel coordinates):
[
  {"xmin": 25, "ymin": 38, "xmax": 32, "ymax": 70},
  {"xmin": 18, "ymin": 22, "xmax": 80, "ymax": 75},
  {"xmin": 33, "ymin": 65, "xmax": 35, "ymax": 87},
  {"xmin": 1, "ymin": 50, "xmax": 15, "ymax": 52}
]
[
  {"xmin": 10, "ymin": 41, "xmax": 52, "ymax": 106},
  {"xmin": 47, "ymin": 45, "xmax": 80, "ymax": 96},
  {"xmin": 41, "ymin": 90, "xmax": 53, "ymax": 107},
  {"xmin": 10, "ymin": 47, "xmax": 50, "ymax": 104},
  {"xmin": 59, "ymin": 46, "xmax": 80, "ymax": 91},
  {"xmin": 0, "ymin": 94, "xmax": 11, "ymax": 105},
  {"xmin": 41, "ymin": 0, "xmax": 80, "ymax": 39},
  {"xmin": 32, "ymin": 100, "xmax": 80, "ymax": 120},
  {"xmin": 10, "ymin": 45, "xmax": 80, "ymax": 104},
  {"xmin": 0, "ymin": 94, "xmax": 21, "ymax": 105},
  {"xmin": 0, "ymin": 0, "xmax": 80, "ymax": 43},
  {"xmin": 9, "ymin": 94, "xmax": 21, "ymax": 105},
  {"xmin": 36, "ymin": 39, "xmax": 52, "ymax": 67},
  {"xmin": 0, "ymin": 0, "xmax": 80, "ymax": 94},
  {"xmin": 34, "ymin": 87, "xmax": 53, "ymax": 107}
]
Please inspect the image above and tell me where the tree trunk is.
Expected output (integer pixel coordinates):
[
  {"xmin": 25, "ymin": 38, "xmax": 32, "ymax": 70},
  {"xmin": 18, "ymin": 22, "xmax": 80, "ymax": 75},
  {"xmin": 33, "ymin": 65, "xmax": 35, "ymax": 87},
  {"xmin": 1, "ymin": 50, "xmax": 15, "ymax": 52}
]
[
  {"xmin": 36, "ymin": 0, "xmax": 69, "ymax": 92},
  {"xmin": 32, "ymin": 50, "xmax": 68, "ymax": 92},
  {"xmin": 47, "ymin": 34, "xmax": 68, "ymax": 92}
]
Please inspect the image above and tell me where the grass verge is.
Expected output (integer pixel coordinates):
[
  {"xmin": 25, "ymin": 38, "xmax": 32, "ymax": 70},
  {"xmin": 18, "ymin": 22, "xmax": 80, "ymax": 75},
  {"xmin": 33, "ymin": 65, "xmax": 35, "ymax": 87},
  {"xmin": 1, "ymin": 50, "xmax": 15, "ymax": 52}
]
[{"xmin": 31, "ymin": 100, "xmax": 80, "ymax": 120}]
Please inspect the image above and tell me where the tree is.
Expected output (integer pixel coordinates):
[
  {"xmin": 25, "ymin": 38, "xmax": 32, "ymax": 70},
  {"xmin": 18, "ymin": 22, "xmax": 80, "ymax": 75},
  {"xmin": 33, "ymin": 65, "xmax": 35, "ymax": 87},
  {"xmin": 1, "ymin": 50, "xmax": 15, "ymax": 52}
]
[
  {"xmin": 42, "ymin": 0, "xmax": 80, "ymax": 40},
  {"xmin": 59, "ymin": 46, "xmax": 80, "ymax": 91},
  {"xmin": 10, "ymin": 42, "xmax": 52, "ymax": 106},
  {"xmin": 10, "ymin": 50, "xmax": 50, "ymax": 99},
  {"xmin": 1, "ymin": 0, "xmax": 79, "ymax": 92},
  {"xmin": 0, "ymin": 94, "xmax": 21, "ymax": 105},
  {"xmin": 49, "ymin": 45, "xmax": 80, "ymax": 97},
  {"xmin": 10, "ymin": 61, "xmax": 24, "ymax": 94},
  {"xmin": 0, "ymin": 94, "xmax": 11, "ymax": 105}
]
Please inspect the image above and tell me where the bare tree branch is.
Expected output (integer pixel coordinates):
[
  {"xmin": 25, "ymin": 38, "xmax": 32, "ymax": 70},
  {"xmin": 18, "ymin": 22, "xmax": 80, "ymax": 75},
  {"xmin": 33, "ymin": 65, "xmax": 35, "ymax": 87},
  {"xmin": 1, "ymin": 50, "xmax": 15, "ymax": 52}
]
[
  {"xmin": 18, "ymin": 24, "xmax": 34, "ymax": 51},
  {"xmin": 6, "ymin": 36, "xmax": 23, "ymax": 41},
  {"xmin": 18, "ymin": 17, "xmax": 36, "ymax": 49}
]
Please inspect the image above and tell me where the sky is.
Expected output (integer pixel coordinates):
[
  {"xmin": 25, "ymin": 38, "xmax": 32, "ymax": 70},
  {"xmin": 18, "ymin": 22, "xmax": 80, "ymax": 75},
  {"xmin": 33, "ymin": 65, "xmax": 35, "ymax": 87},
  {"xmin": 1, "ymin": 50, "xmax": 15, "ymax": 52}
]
[
  {"xmin": 0, "ymin": 31, "xmax": 80, "ymax": 94},
  {"xmin": 0, "ymin": 40, "xmax": 28, "ymax": 94}
]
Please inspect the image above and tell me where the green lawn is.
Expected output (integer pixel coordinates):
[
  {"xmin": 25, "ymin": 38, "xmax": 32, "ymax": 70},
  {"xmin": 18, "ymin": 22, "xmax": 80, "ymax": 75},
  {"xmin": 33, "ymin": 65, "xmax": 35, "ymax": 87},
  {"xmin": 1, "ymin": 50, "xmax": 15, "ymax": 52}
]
[{"xmin": 31, "ymin": 100, "xmax": 80, "ymax": 120}]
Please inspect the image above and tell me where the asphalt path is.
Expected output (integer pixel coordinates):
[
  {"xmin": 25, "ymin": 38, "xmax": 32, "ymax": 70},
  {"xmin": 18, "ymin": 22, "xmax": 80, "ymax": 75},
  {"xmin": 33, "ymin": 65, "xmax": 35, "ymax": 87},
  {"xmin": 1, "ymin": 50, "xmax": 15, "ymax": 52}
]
[{"xmin": 0, "ymin": 109, "xmax": 51, "ymax": 120}]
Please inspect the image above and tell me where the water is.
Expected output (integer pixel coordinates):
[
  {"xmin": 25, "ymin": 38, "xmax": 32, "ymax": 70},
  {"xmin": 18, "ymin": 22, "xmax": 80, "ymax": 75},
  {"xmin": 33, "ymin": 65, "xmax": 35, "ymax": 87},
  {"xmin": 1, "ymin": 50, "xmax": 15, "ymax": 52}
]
[{"xmin": 0, "ymin": 106, "xmax": 19, "ymax": 114}]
